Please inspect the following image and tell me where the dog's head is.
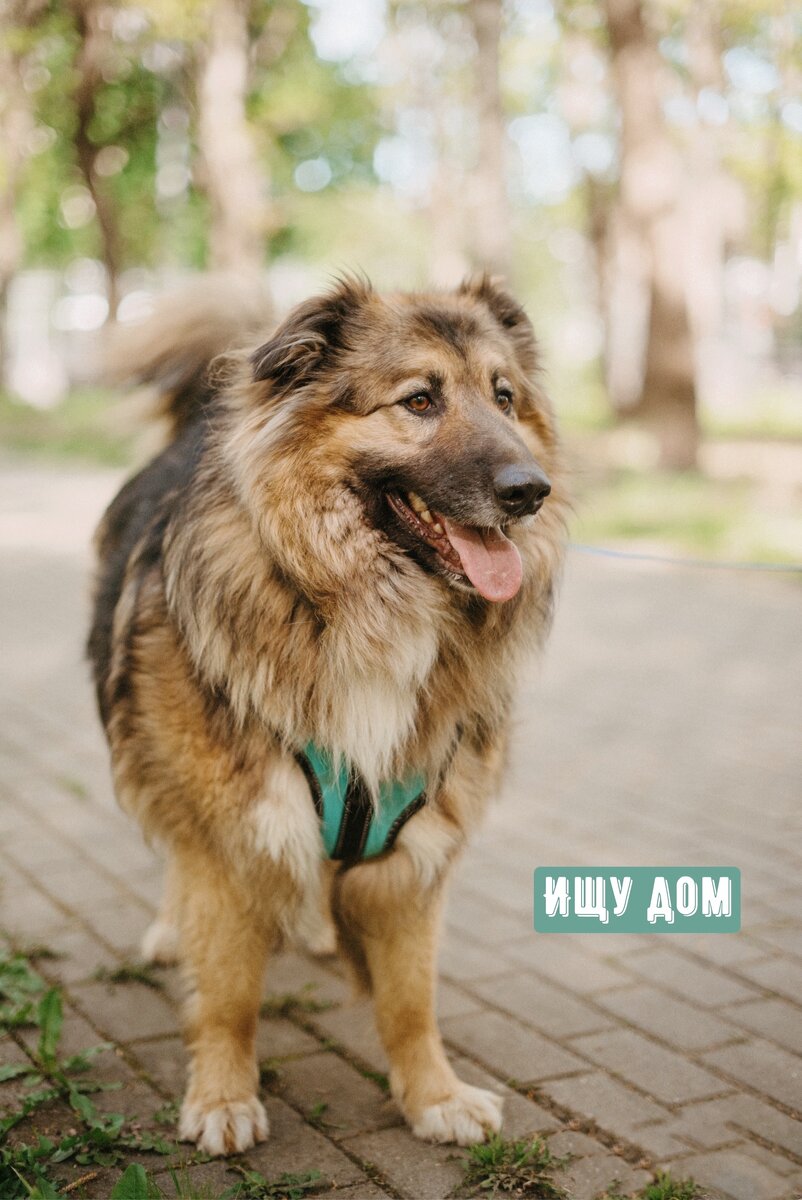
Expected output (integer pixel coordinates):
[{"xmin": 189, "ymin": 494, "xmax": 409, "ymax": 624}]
[{"xmin": 228, "ymin": 275, "xmax": 562, "ymax": 607}]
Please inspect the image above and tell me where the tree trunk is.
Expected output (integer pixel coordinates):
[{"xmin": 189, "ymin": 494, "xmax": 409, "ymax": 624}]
[
  {"xmin": 197, "ymin": 0, "xmax": 267, "ymax": 274},
  {"xmin": 603, "ymin": 0, "xmax": 699, "ymax": 469},
  {"xmin": 70, "ymin": 0, "xmax": 122, "ymax": 318},
  {"xmin": 468, "ymin": 0, "xmax": 510, "ymax": 278},
  {"xmin": 0, "ymin": 60, "xmax": 27, "ymax": 382}
]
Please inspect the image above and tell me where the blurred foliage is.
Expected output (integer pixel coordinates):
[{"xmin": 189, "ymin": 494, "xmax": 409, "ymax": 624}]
[{"xmin": 8, "ymin": 0, "xmax": 382, "ymax": 271}]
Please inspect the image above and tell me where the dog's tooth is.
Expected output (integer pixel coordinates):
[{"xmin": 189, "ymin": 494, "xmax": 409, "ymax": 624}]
[
  {"xmin": 433, "ymin": 522, "xmax": 443, "ymax": 534},
  {"xmin": 409, "ymin": 492, "xmax": 426, "ymax": 513},
  {"xmin": 421, "ymin": 509, "xmax": 433, "ymax": 525}
]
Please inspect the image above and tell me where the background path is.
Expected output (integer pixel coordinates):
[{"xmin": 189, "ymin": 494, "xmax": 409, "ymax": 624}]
[{"xmin": 1, "ymin": 461, "xmax": 800, "ymax": 1200}]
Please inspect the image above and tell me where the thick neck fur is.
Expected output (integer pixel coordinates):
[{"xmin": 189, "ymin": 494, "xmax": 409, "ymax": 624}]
[{"xmin": 162, "ymin": 391, "xmax": 566, "ymax": 796}]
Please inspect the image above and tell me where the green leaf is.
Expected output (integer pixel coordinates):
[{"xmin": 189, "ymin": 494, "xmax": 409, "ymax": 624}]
[
  {"xmin": 110, "ymin": 1162, "xmax": 163, "ymax": 1199},
  {"xmin": 0, "ymin": 1063, "xmax": 35, "ymax": 1082},
  {"xmin": 35, "ymin": 991, "xmax": 62, "ymax": 1066}
]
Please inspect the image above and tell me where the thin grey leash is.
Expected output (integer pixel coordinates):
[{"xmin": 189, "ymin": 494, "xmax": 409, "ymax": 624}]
[{"xmin": 569, "ymin": 542, "xmax": 802, "ymax": 574}]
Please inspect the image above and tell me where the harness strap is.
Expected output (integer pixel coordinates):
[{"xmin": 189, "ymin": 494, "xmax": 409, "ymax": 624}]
[
  {"xmin": 295, "ymin": 727, "xmax": 463, "ymax": 864},
  {"xmin": 295, "ymin": 741, "xmax": 427, "ymax": 862}
]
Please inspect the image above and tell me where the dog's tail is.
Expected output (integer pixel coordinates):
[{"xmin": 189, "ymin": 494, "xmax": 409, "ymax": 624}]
[{"xmin": 101, "ymin": 273, "xmax": 272, "ymax": 439}]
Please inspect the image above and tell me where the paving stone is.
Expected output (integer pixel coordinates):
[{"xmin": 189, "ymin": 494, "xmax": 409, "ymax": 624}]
[
  {"xmin": 723, "ymin": 996, "xmax": 802, "ymax": 1055},
  {"xmin": 256, "ymin": 1015, "xmax": 323, "ymax": 1060},
  {"xmin": 73, "ymin": 978, "xmax": 179, "ymax": 1042},
  {"xmin": 439, "ymin": 933, "xmax": 515, "ymax": 983},
  {"xmin": 343, "ymin": 1124, "xmax": 466, "ymax": 1199},
  {"xmin": 702, "ymin": 1038, "xmax": 802, "ymax": 1112},
  {"xmin": 595, "ymin": 984, "xmax": 739, "ymax": 1050},
  {"xmin": 437, "ymin": 980, "xmax": 485, "ymax": 1019},
  {"xmin": 732, "ymin": 957, "xmax": 802, "ymax": 1007},
  {"xmin": 79, "ymin": 896, "xmax": 155, "ymax": 956},
  {"xmin": 621, "ymin": 948, "xmax": 763, "ymax": 1007},
  {"xmin": 571, "ymin": 1029, "xmax": 728, "ymax": 1105},
  {"xmin": 466, "ymin": 970, "xmax": 615, "ymax": 1038},
  {"xmin": 502, "ymin": 938, "xmax": 632, "ymax": 994},
  {"xmin": 37, "ymin": 922, "xmax": 120, "ymax": 985},
  {"xmin": 667, "ymin": 1150, "xmax": 793, "ymax": 1200},
  {"xmin": 541, "ymin": 1071, "xmax": 670, "ymax": 1136},
  {"xmin": 310, "ymin": 999, "xmax": 390, "ymax": 1074},
  {"xmin": 153, "ymin": 1160, "xmax": 240, "ymax": 1198},
  {"xmin": 0, "ymin": 866, "xmax": 71, "ymax": 940},
  {"xmin": 35, "ymin": 860, "xmax": 125, "ymax": 909},
  {"xmin": 249, "ymin": 1094, "xmax": 369, "ymax": 1187},
  {"xmin": 275, "ymin": 1050, "xmax": 401, "ymax": 1135},
  {"xmin": 658, "ymin": 1094, "xmax": 802, "ymax": 1159},
  {"xmin": 265, "ymin": 951, "xmax": 351, "ymax": 1008},
  {"xmin": 443, "ymin": 1009, "xmax": 586, "ymax": 1084},
  {"xmin": 552, "ymin": 1150, "xmax": 652, "ymax": 1200},
  {"xmin": 129, "ymin": 1036, "xmax": 187, "ymax": 1096}
]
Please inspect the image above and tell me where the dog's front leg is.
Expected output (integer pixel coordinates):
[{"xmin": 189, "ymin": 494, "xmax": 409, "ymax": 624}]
[
  {"xmin": 172, "ymin": 846, "xmax": 270, "ymax": 1156},
  {"xmin": 337, "ymin": 863, "xmax": 502, "ymax": 1145}
]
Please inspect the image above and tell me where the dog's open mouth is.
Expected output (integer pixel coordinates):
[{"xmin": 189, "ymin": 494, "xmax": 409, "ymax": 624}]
[{"xmin": 387, "ymin": 490, "xmax": 523, "ymax": 603}]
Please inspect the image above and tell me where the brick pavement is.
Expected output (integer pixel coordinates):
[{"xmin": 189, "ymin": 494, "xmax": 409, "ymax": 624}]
[{"xmin": 1, "ymin": 461, "xmax": 801, "ymax": 1200}]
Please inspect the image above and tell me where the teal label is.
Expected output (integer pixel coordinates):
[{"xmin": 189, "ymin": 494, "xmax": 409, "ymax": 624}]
[{"xmin": 534, "ymin": 868, "xmax": 740, "ymax": 933}]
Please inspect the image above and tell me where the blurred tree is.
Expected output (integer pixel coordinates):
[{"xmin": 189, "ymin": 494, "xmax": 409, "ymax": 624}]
[
  {"xmin": 69, "ymin": 0, "xmax": 124, "ymax": 314},
  {"xmin": 468, "ymin": 0, "xmax": 510, "ymax": 276},
  {"xmin": 0, "ymin": 2, "xmax": 39, "ymax": 374},
  {"xmin": 198, "ymin": 0, "xmax": 268, "ymax": 272},
  {"xmin": 602, "ymin": 0, "xmax": 699, "ymax": 469}
]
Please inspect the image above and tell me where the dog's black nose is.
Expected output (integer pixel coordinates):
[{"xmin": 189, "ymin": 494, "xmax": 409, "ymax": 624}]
[{"xmin": 493, "ymin": 463, "xmax": 551, "ymax": 516}]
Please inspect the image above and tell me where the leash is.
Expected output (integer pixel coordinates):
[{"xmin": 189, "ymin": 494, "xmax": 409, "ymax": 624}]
[{"xmin": 568, "ymin": 542, "xmax": 802, "ymax": 575}]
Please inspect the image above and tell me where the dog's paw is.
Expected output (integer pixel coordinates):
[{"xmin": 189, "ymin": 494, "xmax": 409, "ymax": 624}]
[
  {"xmin": 178, "ymin": 1096, "xmax": 269, "ymax": 1156},
  {"xmin": 141, "ymin": 918, "xmax": 179, "ymax": 966},
  {"xmin": 411, "ymin": 1082, "xmax": 503, "ymax": 1146}
]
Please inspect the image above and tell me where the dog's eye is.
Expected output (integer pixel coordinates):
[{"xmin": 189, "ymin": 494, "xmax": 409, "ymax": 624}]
[
  {"xmin": 495, "ymin": 389, "xmax": 513, "ymax": 413},
  {"xmin": 404, "ymin": 392, "xmax": 433, "ymax": 413}
]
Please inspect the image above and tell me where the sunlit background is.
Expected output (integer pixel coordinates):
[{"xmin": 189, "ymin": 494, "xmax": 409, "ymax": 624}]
[{"xmin": 1, "ymin": 0, "xmax": 800, "ymax": 562}]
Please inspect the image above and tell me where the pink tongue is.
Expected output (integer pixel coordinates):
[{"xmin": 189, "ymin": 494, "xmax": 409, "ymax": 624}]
[{"xmin": 442, "ymin": 518, "xmax": 523, "ymax": 603}]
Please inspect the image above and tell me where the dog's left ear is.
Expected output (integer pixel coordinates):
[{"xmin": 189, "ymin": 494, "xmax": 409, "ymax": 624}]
[
  {"xmin": 251, "ymin": 275, "xmax": 372, "ymax": 394},
  {"xmin": 459, "ymin": 274, "xmax": 539, "ymax": 374}
]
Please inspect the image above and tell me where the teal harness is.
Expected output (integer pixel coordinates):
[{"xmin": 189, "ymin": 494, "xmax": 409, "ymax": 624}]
[{"xmin": 295, "ymin": 742, "xmax": 428, "ymax": 862}]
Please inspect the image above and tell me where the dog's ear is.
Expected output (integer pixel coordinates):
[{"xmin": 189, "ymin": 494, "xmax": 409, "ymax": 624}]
[
  {"xmin": 251, "ymin": 275, "xmax": 373, "ymax": 393},
  {"xmin": 459, "ymin": 274, "xmax": 539, "ymax": 373}
]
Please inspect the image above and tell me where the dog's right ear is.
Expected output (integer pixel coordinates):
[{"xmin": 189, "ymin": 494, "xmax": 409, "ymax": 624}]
[{"xmin": 251, "ymin": 276, "xmax": 372, "ymax": 394}]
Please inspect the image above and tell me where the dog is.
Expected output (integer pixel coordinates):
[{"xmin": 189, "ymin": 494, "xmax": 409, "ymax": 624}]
[{"xmin": 88, "ymin": 273, "xmax": 567, "ymax": 1156}]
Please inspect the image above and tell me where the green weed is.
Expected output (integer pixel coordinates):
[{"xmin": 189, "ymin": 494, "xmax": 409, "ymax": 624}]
[
  {"xmin": 94, "ymin": 962, "xmax": 166, "ymax": 991},
  {"xmin": 461, "ymin": 1135, "xmax": 567, "ymax": 1197},
  {"xmin": 599, "ymin": 1173, "xmax": 701, "ymax": 1200}
]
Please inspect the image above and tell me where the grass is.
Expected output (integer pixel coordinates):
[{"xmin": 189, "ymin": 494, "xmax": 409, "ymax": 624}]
[
  {"xmin": 94, "ymin": 962, "xmax": 166, "ymax": 991},
  {"xmin": 105, "ymin": 1163, "xmax": 325, "ymax": 1199},
  {"xmin": 571, "ymin": 466, "xmax": 802, "ymax": 565},
  {"xmin": 461, "ymin": 1135, "xmax": 567, "ymax": 1197},
  {"xmin": 599, "ymin": 1173, "xmax": 701, "ymax": 1200},
  {"xmin": 0, "ymin": 388, "xmax": 138, "ymax": 467},
  {"xmin": 0, "ymin": 947, "xmax": 176, "ymax": 1197},
  {"xmin": 260, "ymin": 985, "xmax": 334, "ymax": 1018}
]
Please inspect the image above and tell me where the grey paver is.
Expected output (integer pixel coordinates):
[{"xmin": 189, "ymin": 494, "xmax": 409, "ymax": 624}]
[
  {"xmin": 274, "ymin": 1049, "xmax": 401, "ymax": 1134},
  {"xmin": 343, "ymin": 1125, "xmax": 465, "ymax": 1200},
  {"xmin": 620, "ymin": 947, "xmax": 763, "ymax": 1007},
  {"xmin": 541, "ymin": 1070, "xmax": 670, "ymax": 1134},
  {"xmin": 443, "ymin": 1008, "xmax": 586, "ymax": 1083},
  {"xmin": 466, "ymin": 969, "xmax": 615, "ymax": 1037},
  {"xmin": 667, "ymin": 1149, "xmax": 793, "ymax": 1200},
  {"xmin": 571, "ymin": 1028, "xmax": 730, "ymax": 1105},
  {"xmin": 723, "ymin": 996, "xmax": 802, "ymax": 1054},
  {"xmin": 595, "ymin": 984, "xmax": 740, "ymax": 1050},
  {"xmin": 72, "ymin": 978, "xmax": 179, "ymax": 1042},
  {"xmin": 702, "ymin": 1038, "xmax": 802, "ymax": 1112}
]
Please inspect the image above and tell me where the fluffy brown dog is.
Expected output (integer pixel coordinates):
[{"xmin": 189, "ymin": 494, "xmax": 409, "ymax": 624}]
[{"xmin": 88, "ymin": 274, "xmax": 567, "ymax": 1156}]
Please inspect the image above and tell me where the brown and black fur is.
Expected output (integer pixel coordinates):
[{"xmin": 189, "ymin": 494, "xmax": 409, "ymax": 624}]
[{"xmin": 88, "ymin": 274, "xmax": 568, "ymax": 1155}]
